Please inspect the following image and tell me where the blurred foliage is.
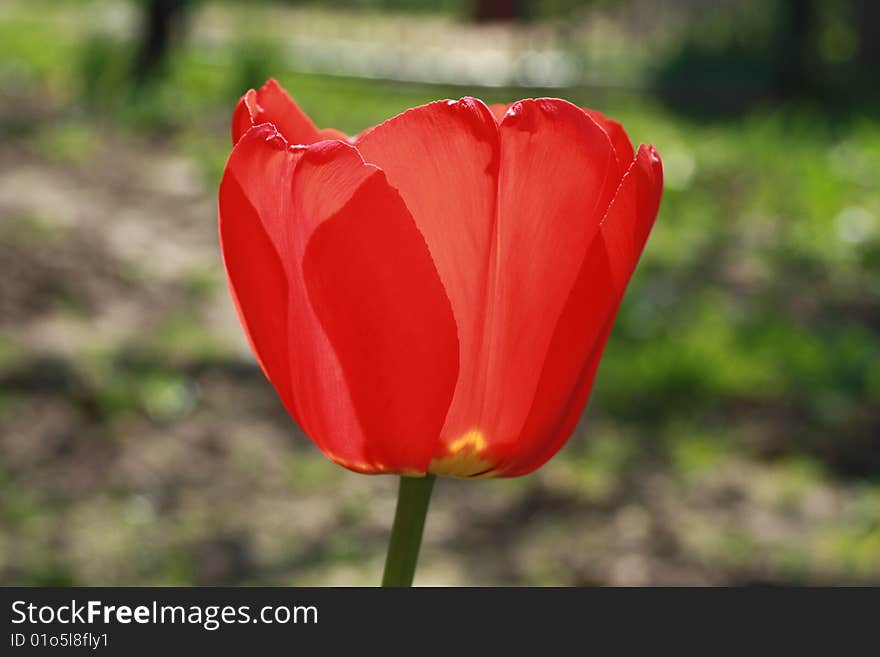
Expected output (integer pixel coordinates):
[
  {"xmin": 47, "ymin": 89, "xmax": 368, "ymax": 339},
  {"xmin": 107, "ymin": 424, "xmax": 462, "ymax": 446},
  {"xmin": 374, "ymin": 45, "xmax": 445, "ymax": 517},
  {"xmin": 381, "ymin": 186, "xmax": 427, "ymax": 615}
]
[
  {"xmin": 0, "ymin": 0, "xmax": 877, "ymax": 585},
  {"xmin": 656, "ymin": 0, "xmax": 880, "ymax": 115}
]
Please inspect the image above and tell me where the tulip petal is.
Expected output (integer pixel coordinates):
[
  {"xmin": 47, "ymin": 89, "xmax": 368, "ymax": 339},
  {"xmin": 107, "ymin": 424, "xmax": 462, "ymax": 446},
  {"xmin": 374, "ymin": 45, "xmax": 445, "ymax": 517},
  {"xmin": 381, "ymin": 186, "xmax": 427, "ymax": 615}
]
[
  {"xmin": 359, "ymin": 97, "xmax": 626, "ymax": 475},
  {"xmin": 501, "ymin": 144, "xmax": 663, "ymax": 476},
  {"xmin": 487, "ymin": 102, "xmax": 633, "ymax": 168},
  {"xmin": 231, "ymin": 78, "xmax": 326, "ymax": 146},
  {"xmin": 455, "ymin": 98, "xmax": 620, "ymax": 468},
  {"xmin": 355, "ymin": 98, "xmax": 502, "ymax": 468},
  {"xmin": 583, "ymin": 108, "xmax": 635, "ymax": 168},
  {"xmin": 300, "ymin": 151, "xmax": 460, "ymax": 473},
  {"xmin": 220, "ymin": 125, "xmax": 458, "ymax": 474},
  {"xmin": 219, "ymin": 127, "xmax": 299, "ymax": 412},
  {"xmin": 488, "ymin": 103, "xmax": 511, "ymax": 122}
]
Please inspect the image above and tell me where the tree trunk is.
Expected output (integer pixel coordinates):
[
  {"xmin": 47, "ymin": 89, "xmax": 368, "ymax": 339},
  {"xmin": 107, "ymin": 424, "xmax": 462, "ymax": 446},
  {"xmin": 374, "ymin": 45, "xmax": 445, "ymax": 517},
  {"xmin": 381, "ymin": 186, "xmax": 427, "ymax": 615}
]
[{"xmin": 134, "ymin": 0, "xmax": 189, "ymax": 81}]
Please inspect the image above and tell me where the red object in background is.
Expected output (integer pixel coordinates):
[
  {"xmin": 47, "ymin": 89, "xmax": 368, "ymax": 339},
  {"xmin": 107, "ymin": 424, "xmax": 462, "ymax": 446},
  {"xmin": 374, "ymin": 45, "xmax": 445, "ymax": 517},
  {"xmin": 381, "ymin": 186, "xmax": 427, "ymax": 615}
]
[{"xmin": 219, "ymin": 79, "xmax": 662, "ymax": 478}]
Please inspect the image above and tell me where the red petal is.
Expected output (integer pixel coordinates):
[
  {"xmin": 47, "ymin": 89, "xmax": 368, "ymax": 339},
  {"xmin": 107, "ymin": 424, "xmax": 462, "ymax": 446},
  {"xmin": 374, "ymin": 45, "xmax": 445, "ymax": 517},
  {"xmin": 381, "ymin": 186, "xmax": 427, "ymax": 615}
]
[
  {"xmin": 219, "ymin": 126, "xmax": 298, "ymax": 411},
  {"xmin": 601, "ymin": 145, "xmax": 663, "ymax": 291},
  {"xmin": 465, "ymin": 98, "xmax": 621, "ymax": 467},
  {"xmin": 357, "ymin": 97, "xmax": 635, "ymax": 476},
  {"xmin": 488, "ymin": 102, "xmax": 511, "ymax": 122},
  {"xmin": 354, "ymin": 98, "xmax": 501, "ymax": 467},
  {"xmin": 501, "ymin": 144, "xmax": 663, "ymax": 476},
  {"xmin": 583, "ymin": 107, "xmax": 635, "ymax": 170},
  {"xmin": 317, "ymin": 127, "xmax": 349, "ymax": 141},
  {"xmin": 231, "ymin": 79, "xmax": 330, "ymax": 146},
  {"xmin": 300, "ymin": 148, "xmax": 460, "ymax": 473},
  {"xmin": 487, "ymin": 102, "xmax": 634, "ymax": 167},
  {"xmin": 219, "ymin": 125, "xmax": 458, "ymax": 474}
]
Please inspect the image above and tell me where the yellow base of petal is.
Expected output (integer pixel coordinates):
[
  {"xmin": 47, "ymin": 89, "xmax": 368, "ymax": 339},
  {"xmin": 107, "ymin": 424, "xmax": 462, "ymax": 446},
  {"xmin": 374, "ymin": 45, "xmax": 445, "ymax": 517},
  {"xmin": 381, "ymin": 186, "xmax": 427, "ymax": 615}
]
[{"xmin": 429, "ymin": 429, "xmax": 497, "ymax": 478}]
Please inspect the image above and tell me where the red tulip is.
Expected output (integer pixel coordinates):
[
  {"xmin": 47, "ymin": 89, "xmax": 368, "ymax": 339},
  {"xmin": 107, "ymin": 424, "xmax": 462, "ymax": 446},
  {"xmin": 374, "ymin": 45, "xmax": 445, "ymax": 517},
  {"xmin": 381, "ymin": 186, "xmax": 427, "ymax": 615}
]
[{"xmin": 219, "ymin": 79, "xmax": 662, "ymax": 479}]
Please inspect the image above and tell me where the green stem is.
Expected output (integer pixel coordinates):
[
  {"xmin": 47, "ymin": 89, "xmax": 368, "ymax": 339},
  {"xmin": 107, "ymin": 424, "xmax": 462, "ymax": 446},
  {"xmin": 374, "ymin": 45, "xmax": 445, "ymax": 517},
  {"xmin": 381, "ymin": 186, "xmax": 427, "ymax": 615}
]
[{"xmin": 381, "ymin": 474, "xmax": 436, "ymax": 587}]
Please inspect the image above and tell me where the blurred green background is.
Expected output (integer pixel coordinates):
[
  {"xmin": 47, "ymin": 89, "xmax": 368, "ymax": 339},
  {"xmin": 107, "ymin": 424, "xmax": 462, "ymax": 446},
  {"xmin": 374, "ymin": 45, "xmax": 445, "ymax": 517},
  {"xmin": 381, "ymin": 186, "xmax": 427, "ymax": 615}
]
[{"xmin": 0, "ymin": 0, "xmax": 878, "ymax": 585}]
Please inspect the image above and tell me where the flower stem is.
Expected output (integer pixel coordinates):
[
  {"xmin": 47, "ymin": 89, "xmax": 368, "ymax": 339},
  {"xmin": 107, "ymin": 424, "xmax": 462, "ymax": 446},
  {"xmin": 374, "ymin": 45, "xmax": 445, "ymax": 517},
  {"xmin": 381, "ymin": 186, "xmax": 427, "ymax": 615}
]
[{"xmin": 381, "ymin": 474, "xmax": 436, "ymax": 587}]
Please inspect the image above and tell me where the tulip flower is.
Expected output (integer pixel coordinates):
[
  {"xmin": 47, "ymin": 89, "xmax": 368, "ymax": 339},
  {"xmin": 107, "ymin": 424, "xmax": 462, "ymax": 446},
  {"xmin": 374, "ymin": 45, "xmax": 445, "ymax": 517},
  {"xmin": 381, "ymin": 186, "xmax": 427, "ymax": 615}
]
[{"xmin": 219, "ymin": 79, "xmax": 662, "ymax": 585}]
